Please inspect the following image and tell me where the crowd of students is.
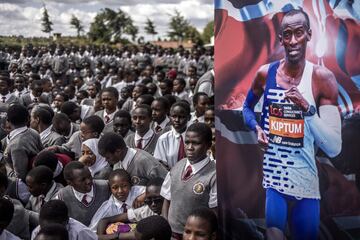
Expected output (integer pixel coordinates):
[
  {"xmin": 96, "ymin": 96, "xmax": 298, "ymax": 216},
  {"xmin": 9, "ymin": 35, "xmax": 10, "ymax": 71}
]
[{"xmin": 0, "ymin": 43, "xmax": 217, "ymax": 240}]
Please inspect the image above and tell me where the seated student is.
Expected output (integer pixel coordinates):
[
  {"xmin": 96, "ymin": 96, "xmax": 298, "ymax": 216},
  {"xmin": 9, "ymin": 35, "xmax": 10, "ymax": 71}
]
[
  {"xmin": 61, "ymin": 101, "xmax": 94, "ymax": 124},
  {"xmin": 34, "ymin": 223, "xmax": 69, "ymax": 240},
  {"xmin": 0, "ymin": 71, "xmax": 20, "ymax": 117},
  {"xmin": 56, "ymin": 162, "xmax": 110, "ymax": 226},
  {"xmin": 135, "ymin": 94, "xmax": 154, "ymax": 108},
  {"xmin": 154, "ymin": 102, "xmax": 191, "ymax": 169},
  {"xmin": 79, "ymin": 138, "xmax": 112, "ymax": 180},
  {"xmin": 150, "ymin": 97, "xmax": 171, "ymax": 134},
  {"xmin": 13, "ymin": 74, "xmax": 29, "ymax": 98},
  {"xmin": 0, "ymin": 197, "xmax": 21, "ymax": 240},
  {"xmin": 134, "ymin": 216, "xmax": 172, "ymax": 240},
  {"xmin": 173, "ymin": 77, "xmax": 191, "ymax": 104},
  {"xmin": 183, "ymin": 208, "xmax": 218, "ymax": 240},
  {"xmin": 33, "ymin": 150, "xmax": 71, "ymax": 186},
  {"xmin": 30, "ymin": 105, "xmax": 66, "ymax": 148},
  {"xmin": 113, "ymin": 110, "xmax": 134, "ymax": 138},
  {"xmin": 89, "ymin": 169, "xmax": 145, "ymax": 231},
  {"xmin": 95, "ymin": 87, "xmax": 119, "ymax": 133},
  {"xmin": 0, "ymin": 172, "xmax": 30, "ymax": 240},
  {"xmin": 20, "ymin": 79, "xmax": 49, "ymax": 107},
  {"xmin": 204, "ymin": 106, "xmax": 215, "ymax": 128},
  {"xmin": 31, "ymin": 200, "xmax": 97, "ymax": 240},
  {"xmin": 161, "ymin": 123, "xmax": 217, "ymax": 239},
  {"xmin": 52, "ymin": 93, "xmax": 69, "ymax": 114},
  {"xmin": 98, "ymin": 132, "xmax": 168, "ymax": 186},
  {"xmin": 190, "ymin": 92, "xmax": 210, "ymax": 124},
  {"xmin": 52, "ymin": 115, "xmax": 105, "ymax": 159},
  {"xmin": 159, "ymin": 79, "xmax": 173, "ymax": 97},
  {"xmin": 97, "ymin": 177, "xmax": 164, "ymax": 236},
  {"xmin": 125, "ymin": 104, "xmax": 160, "ymax": 155},
  {"xmin": 3, "ymin": 104, "xmax": 43, "ymax": 201},
  {"xmin": 52, "ymin": 113, "xmax": 79, "ymax": 143},
  {"xmin": 122, "ymin": 84, "xmax": 147, "ymax": 112},
  {"xmin": 25, "ymin": 166, "xmax": 63, "ymax": 213}
]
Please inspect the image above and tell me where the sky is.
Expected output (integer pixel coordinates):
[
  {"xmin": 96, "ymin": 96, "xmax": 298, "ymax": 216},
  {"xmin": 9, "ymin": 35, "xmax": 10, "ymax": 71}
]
[{"xmin": 0, "ymin": 0, "xmax": 213, "ymax": 40}]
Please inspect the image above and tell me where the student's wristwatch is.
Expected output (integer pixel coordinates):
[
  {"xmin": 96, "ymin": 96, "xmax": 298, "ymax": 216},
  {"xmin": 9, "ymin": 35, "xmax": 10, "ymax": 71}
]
[{"xmin": 303, "ymin": 105, "xmax": 316, "ymax": 116}]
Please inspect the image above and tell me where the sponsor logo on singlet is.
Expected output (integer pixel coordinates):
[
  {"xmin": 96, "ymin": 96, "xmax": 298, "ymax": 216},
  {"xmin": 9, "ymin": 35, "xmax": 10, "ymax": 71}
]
[{"xmin": 268, "ymin": 103, "xmax": 304, "ymax": 148}]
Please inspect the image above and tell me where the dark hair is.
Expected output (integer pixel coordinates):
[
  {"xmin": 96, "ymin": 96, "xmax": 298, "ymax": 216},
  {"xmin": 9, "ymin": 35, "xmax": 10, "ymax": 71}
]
[
  {"xmin": 32, "ymin": 105, "xmax": 53, "ymax": 125},
  {"xmin": 160, "ymin": 79, "xmax": 173, "ymax": 88},
  {"xmin": 82, "ymin": 115, "xmax": 105, "ymax": 135},
  {"xmin": 162, "ymin": 94, "xmax": 177, "ymax": 108},
  {"xmin": 77, "ymin": 90, "xmax": 89, "ymax": 98},
  {"xmin": 188, "ymin": 207, "xmax": 218, "ymax": 233},
  {"xmin": 174, "ymin": 77, "xmax": 186, "ymax": 86},
  {"xmin": 137, "ymin": 94, "xmax": 154, "ymax": 106},
  {"xmin": 187, "ymin": 123, "xmax": 212, "ymax": 145},
  {"xmin": 114, "ymin": 110, "xmax": 132, "ymax": 123},
  {"xmin": 27, "ymin": 166, "xmax": 53, "ymax": 185},
  {"xmin": 109, "ymin": 169, "xmax": 132, "ymax": 185},
  {"xmin": 134, "ymin": 104, "xmax": 152, "ymax": 118},
  {"xmin": 52, "ymin": 113, "xmax": 71, "ymax": 127},
  {"xmin": 281, "ymin": 9, "xmax": 310, "ymax": 30},
  {"xmin": 192, "ymin": 92, "xmax": 208, "ymax": 105},
  {"xmin": 55, "ymin": 92, "xmax": 69, "ymax": 102},
  {"xmin": 7, "ymin": 104, "xmax": 29, "ymax": 126},
  {"xmin": 39, "ymin": 200, "xmax": 68, "ymax": 225},
  {"xmin": 60, "ymin": 102, "xmax": 78, "ymax": 116},
  {"xmin": 36, "ymin": 223, "xmax": 69, "ymax": 240},
  {"xmin": 0, "ymin": 197, "xmax": 14, "ymax": 227},
  {"xmin": 0, "ymin": 70, "xmax": 12, "ymax": 86},
  {"xmin": 31, "ymin": 79, "xmax": 43, "ymax": 88},
  {"xmin": 153, "ymin": 97, "xmax": 170, "ymax": 112},
  {"xmin": 146, "ymin": 177, "xmax": 164, "ymax": 188},
  {"xmin": 63, "ymin": 161, "xmax": 85, "ymax": 182},
  {"xmin": 170, "ymin": 101, "xmax": 191, "ymax": 117},
  {"xmin": 136, "ymin": 215, "xmax": 172, "ymax": 240},
  {"xmin": 98, "ymin": 132, "xmax": 126, "ymax": 156},
  {"xmin": 34, "ymin": 151, "xmax": 58, "ymax": 172},
  {"xmin": 101, "ymin": 87, "xmax": 119, "ymax": 100},
  {"xmin": 133, "ymin": 84, "xmax": 148, "ymax": 95},
  {"xmin": 0, "ymin": 171, "xmax": 8, "ymax": 189}
]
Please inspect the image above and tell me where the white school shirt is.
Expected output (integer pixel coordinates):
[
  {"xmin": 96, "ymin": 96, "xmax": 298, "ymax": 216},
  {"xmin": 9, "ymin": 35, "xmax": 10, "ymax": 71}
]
[
  {"xmin": 154, "ymin": 127, "xmax": 186, "ymax": 168},
  {"xmin": 0, "ymin": 230, "xmax": 20, "ymax": 240},
  {"xmin": 153, "ymin": 116, "xmax": 170, "ymax": 131},
  {"xmin": 127, "ymin": 205, "xmax": 157, "ymax": 223},
  {"xmin": 190, "ymin": 112, "xmax": 205, "ymax": 124},
  {"xmin": 134, "ymin": 129, "xmax": 155, "ymax": 150},
  {"xmin": 0, "ymin": 92, "xmax": 11, "ymax": 102},
  {"xmin": 89, "ymin": 185, "xmax": 145, "ymax": 231},
  {"xmin": 103, "ymin": 108, "xmax": 118, "ymax": 124},
  {"xmin": 174, "ymin": 90, "xmax": 191, "ymax": 104},
  {"xmin": 39, "ymin": 125, "xmax": 52, "ymax": 142},
  {"xmin": 31, "ymin": 218, "xmax": 97, "ymax": 240},
  {"xmin": 160, "ymin": 156, "xmax": 217, "ymax": 208},
  {"xmin": 72, "ymin": 186, "xmax": 94, "ymax": 203}
]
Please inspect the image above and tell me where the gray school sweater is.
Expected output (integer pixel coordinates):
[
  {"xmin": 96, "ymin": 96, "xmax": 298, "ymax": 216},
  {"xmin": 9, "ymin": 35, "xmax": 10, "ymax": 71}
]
[
  {"xmin": 4, "ymin": 128, "xmax": 43, "ymax": 180},
  {"xmin": 124, "ymin": 132, "xmax": 160, "ymax": 155},
  {"xmin": 7, "ymin": 198, "xmax": 30, "ymax": 240},
  {"xmin": 114, "ymin": 149, "xmax": 168, "ymax": 186},
  {"xmin": 168, "ymin": 159, "xmax": 216, "ymax": 234},
  {"xmin": 57, "ymin": 180, "xmax": 110, "ymax": 226},
  {"xmin": 42, "ymin": 130, "xmax": 66, "ymax": 148}
]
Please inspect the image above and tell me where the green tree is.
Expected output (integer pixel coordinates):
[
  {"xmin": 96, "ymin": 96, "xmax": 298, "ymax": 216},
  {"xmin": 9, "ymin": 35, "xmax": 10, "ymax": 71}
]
[
  {"xmin": 167, "ymin": 10, "xmax": 190, "ymax": 43},
  {"xmin": 70, "ymin": 15, "xmax": 84, "ymax": 37},
  {"xmin": 185, "ymin": 26, "xmax": 203, "ymax": 45},
  {"xmin": 202, "ymin": 20, "xmax": 214, "ymax": 44},
  {"xmin": 144, "ymin": 18, "xmax": 157, "ymax": 40},
  {"xmin": 41, "ymin": 5, "xmax": 53, "ymax": 36}
]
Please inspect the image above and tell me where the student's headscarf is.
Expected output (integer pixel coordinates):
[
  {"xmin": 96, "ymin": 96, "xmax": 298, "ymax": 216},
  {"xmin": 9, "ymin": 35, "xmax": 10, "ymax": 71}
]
[{"xmin": 82, "ymin": 138, "xmax": 109, "ymax": 176}]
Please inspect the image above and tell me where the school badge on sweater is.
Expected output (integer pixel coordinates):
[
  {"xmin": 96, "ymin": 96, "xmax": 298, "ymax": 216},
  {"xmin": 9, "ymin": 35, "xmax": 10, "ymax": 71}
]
[{"xmin": 193, "ymin": 182, "xmax": 205, "ymax": 195}]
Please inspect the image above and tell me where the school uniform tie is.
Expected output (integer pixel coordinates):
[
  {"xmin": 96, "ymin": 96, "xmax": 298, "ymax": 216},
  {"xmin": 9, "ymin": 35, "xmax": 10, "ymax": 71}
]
[
  {"xmin": 34, "ymin": 97, "xmax": 38, "ymax": 103},
  {"xmin": 177, "ymin": 135, "xmax": 186, "ymax": 161},
  {"xmin": 104, "ymin": 115, "xmax": 110, "ymax": 124},
  {"xmin": 182, "ymin": 165, "xmax": 193, "ymax": 181},
  {"xmin": 155, "ymin": 125, "xmax": 162, "ymax": 133},
  {"xmin": 136, "ymin": 138, "xmax": 143, "ymax": 149},
  {"xmin": 81, "ymin": 194, "xmax": 89, "ymax": 205},
  {"xmin": 1, "ymin": 96, "xmax": 6, "ymax": 103},
  {"xmin": 121, "ymin": 203, "xmax": 127, "ymax": 213}
]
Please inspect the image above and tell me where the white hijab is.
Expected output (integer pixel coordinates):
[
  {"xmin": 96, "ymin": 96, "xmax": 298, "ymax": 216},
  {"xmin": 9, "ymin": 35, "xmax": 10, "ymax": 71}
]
[{"xmin": 82, "ymin": 138, "xmax": 109, "ymax": 176}]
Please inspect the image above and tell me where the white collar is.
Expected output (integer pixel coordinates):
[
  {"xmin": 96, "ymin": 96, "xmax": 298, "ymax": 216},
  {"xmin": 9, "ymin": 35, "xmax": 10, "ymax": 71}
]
[
  {"xmin": 171, "ymin": 126, "xmax": 186, "ymax": 139},
  {"xmin": 103, "ymin": 108, "xmax": 118, "ymax": 123},
  {"xmin": 53, "ymin": 161, "xmax": 63, "ymax": 178},
  {"xmin": 0, "ymin": 92, "xmax": 11, "ymax": 102},
  {"xmin": 121, "ymin": 148, "xmax": 137, "ymax": 170},
  {"xmin": 184, "ymin": 156, "xmax": 210, "ymax": 175},
  {"xmin": 40, "ymin": 125, "xmax": 52, "ymax": 141},
  {"xmin": 155, "ymin": 116, "xmax": 170, "ymax": 129},
  {"xmin": 8, "ymin": 126, "xmax": 28, "ymax": 142},
  {"xmin": 134, "ymin": 128, "xmax": 154, "ymax": 141},
  {"xmin": 66, "ymin": 123, "xmax": 74, "ymax": 140},
  {"xmin": 72, "ymin": 186, "xmax": 94, "ymax": 202},
  {"xmin": 44, "ymin": 182, "xmax": 57, "ymax": 202}
]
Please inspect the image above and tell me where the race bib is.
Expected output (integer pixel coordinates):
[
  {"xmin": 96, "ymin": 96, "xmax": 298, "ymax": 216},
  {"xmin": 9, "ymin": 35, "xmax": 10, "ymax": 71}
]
[{"xmin": 268, "ymin": 103, "xmax": 304, "ymax": 148}]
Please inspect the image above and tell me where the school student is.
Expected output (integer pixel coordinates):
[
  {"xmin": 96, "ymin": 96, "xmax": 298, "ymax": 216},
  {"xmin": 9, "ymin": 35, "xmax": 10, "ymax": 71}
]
[
  {"xmin": 98, "ymin": 132, "xmax": 168, "ymax": 186},
  {"xmin": 183, "ymin": 208, "xmax": 218, "ymax": 240},
  {"xmin": 150, "ymin": 97, "xmax": 171, "ymax": 134},
  {"xmin": 0, "ymin": 198, "xmax": 20, "ymax": 240},
  {"xmin": 34, "ymin": 223, "xmax": 69, "ymax": 240},
  {"xmin": 161, "ymin": 123, "xmax": 217, "ymax": 238},
  {"xmin": 173, "ymin": 77, "xmax": 191, "ymax": 104},
  {"xmin": 113, "ymin": 110, "xmax": 134, "ymax": 138},
  {"xmin": 31, "ymin": 200, "xmax": 97, "ymax": 240},
  {"xmin": 97, "ymin": 177, "xmax": 164, "ymax": 236},
  {"xmin": 79, "ymin": 138, "xmax": 112, "ymax": 179},
  {"xmin": 134, "ymin": 215, "xmax": 172, "ymax": 240},
  {"xmin": 95, "ymin": 87, "xmax": 119, "ymax": 133},
  {"xmin": 190, "ymin": 92, "xmax": 210, "ymax": 124},
  {"xmin": 56, "ymin": 162, "xmax": 110, "ymax": 226},
  {"xmin": 154, "ymin": 102, "xmax": 191, "ymax": 169},
  {"xmin": 125, "ymin": 104, "xmax": 160, "ymax": 155},
  {"xmin": 89, "ymin": 169, "xmax": 145, "ymax": 231},
  {"xmin": 30, "ymin": 105, "xmax": 66, "ymax": 148},
  {"xmin": 52, "ymin": 113, "xmax": 79, "ymax": 143}
]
